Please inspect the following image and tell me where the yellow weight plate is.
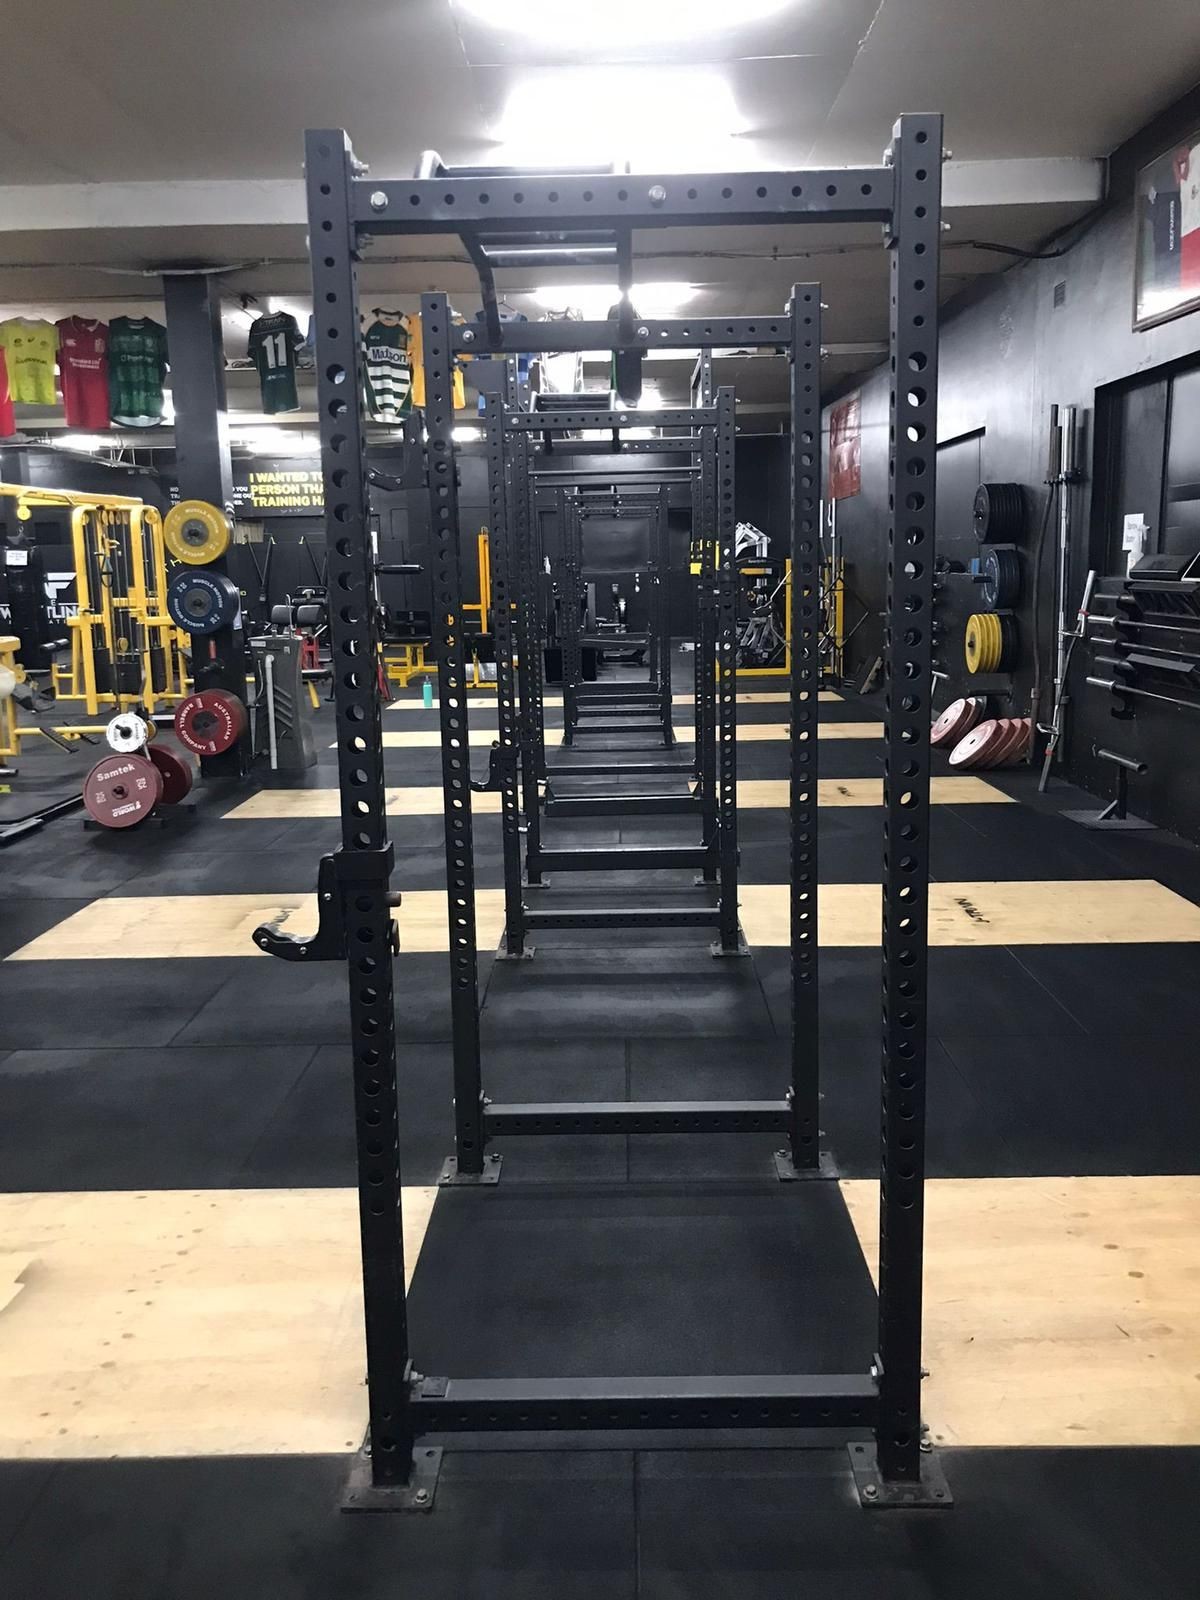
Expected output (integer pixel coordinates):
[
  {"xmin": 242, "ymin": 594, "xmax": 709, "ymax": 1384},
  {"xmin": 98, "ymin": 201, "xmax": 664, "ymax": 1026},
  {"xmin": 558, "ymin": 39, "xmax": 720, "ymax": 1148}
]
[
  {"xmin": 965, "ymin": 613, "xmax": 985, "ymax": 674},
  {"xmin": 985, "ymin": 613, "xmax": 1002, "ymax": 671},
  {"xmin": 164, "ymin": 500, "xmax": 232, "ymax": 565}
]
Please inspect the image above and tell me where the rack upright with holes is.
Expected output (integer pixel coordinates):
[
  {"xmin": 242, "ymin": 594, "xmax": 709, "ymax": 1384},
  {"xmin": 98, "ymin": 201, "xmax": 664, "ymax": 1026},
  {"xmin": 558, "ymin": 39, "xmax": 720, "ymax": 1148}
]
[{"xmin": 269, "ymin": 117, "xmax": 947, "ymax": 1512}]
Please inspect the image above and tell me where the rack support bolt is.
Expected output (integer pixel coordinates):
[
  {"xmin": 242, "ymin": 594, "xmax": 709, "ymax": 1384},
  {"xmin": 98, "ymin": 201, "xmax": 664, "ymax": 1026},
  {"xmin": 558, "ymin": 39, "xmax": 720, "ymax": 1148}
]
[
  {"xmin": 369, "ymin": 190, "xmax": 388, "ymax": 211},
  {"xmin": 648, "ymin": 184, "xmax": 668, "ymax": 205}
]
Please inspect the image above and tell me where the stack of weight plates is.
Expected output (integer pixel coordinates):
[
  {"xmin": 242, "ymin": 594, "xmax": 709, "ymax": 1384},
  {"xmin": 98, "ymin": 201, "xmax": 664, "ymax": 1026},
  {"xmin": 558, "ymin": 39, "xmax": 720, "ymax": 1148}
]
[
  {"xmin": 948, "ymin": 716, "xmax": 1033, "ymax": 769},
  {"xmin": 964, "ymin": 611, "xmax": 1018, "ymax": 673},
  {"xmin": 973, "ymin": 482, "xmax": 1024, "ymax": 542},
  {"xmin": 981, "ymin": 546, "xmax": 1021, "ymax": 609},
  {"xmin": 930, "ymin": 695, "xmax": 987, "ymax": 749}
]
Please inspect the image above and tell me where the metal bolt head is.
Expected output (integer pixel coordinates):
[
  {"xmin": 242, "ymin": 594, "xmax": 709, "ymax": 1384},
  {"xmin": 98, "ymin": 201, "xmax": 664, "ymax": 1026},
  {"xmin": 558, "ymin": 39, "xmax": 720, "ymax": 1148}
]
[
  {"xmin": 920, "ymin": 1438, "xmax": 933, "ymax": 1453},
  {"xmin": 942, "ymin": 148, "xmax": 953, "ymax": 162},
  {"xmin": 636, "ymin": 325, "xmax": 650, "ymax": 340},
  {"xmin": 369, "ymin": 189, "xmax": 388, "ymax": 212},
  {"xmin": 413, "ymin": 1488, "xmax": 430, "ymax": 1504},
  {"xmin": 863, "ymin": 1483, "xmax": 879, "ymax": 1498},
  {"xmin": 648, "ymin": 184, "xmax": 667, "ymax": 205},
  {"xmin": 352, "ymin": 158, "xmax": 370, "ymax": 176},
  {"xmin": 461, "ymin": 327, "xmax": 475, "ymax": 343}
]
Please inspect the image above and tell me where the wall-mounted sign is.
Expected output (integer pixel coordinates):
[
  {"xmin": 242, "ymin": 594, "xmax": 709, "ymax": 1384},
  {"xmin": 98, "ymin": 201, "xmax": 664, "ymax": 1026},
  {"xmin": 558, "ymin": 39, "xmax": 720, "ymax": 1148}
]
[
  {"xmin": 1135, "ymin": 133, "xmax": 1200, "ymax": 330},
  {"xmin": 829, "ymin": 391, "xmax": 861, "ymax": 500},
  {"xmin": 237, "ymin": 462, "xmax": 324, "ymax": 516}
]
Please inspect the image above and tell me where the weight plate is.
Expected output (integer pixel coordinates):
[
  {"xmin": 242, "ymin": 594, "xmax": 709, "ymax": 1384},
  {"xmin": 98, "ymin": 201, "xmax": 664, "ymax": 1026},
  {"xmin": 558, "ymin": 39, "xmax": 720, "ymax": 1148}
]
[
  {"xmin": 982, "ymin": 546, "xmax": 1021, "ymax": 609},
  {"xmin": 949, "ymin": 719, "xmax": 1005, "ymax": 769},
  {"xmin": 164, "ymin": 499, "xmax": 232, "ymax": 565},
  {"xmin": 82, "ymin": 752, "xmax": 163, "ymax": 829},
  {"xmin": 973, "ymin": 481, "xmax": 1024, "ymax": 542},
  {"xmin": 105, "ymin": 712, "xmax": 150, "ymax": 754},
  {"xmin": 166, "ymin": 569, "xmax": 241, "ymax": 635},
  {"xmin": 980, "ymin": 717, "xmax": 1023, "ymax": 768},
  {"xmin": 174, "ymin": 689, "xmax": 247, "ymax": 757},
  {"xmin": 931, "ymin": 697, "xmax": 977, "ymax": 749},
  {"xmin": 147, "ymin": 743, "xmax": 195, "ymax": 804},
  {"xmin": 965, "ymin": 612, "xmax": 998, "ymax": 674}
]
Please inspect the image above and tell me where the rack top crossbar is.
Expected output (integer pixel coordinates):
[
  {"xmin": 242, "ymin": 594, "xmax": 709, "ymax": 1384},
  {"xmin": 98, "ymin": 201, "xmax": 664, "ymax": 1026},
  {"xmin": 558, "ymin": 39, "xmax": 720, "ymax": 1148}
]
[
  {"xmin": 350, "ymin": 166, "xmax": 894, "ymax": 232},
  {"xmin": 457, "ymin": 318, "xmax": 795, "ymax": 353},
  {"xmin": 507, "ymin": 407, "xmax": 714, "ymax": 432}
]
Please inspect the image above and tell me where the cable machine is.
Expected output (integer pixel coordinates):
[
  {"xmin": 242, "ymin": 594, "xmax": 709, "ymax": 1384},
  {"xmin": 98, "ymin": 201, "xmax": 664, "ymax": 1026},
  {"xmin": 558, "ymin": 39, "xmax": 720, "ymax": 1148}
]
[{"xmin": 258, "ymin": 115, "xmax": 947, "ymax": 1513}]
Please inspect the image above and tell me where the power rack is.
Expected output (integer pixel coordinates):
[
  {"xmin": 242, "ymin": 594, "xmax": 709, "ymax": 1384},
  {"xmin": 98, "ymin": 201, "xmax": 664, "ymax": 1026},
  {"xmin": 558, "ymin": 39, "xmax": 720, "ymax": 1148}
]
[{"xmin": 265, "ymin": 115, "xmax": 947, "ymax": 1512}]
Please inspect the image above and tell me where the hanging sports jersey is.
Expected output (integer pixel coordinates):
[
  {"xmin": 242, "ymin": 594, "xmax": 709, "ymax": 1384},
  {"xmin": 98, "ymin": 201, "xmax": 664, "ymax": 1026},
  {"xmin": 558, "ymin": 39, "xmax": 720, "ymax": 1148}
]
[
  {"xmin": 0, "ymin": 318, "xmax": 57, "ymax": 406},
  {"xmin": 0, "ymin": 350, "xmax": 14, "ymax": 438},
  {"xmin": 363, "ymin": 316, "xmax": 412, "ymax": 421},
  {"xmin": 109, "ymin": 316, "xmax": 169, "ymax": 427},
  {"xmin": 247, "ymin": 311, "xmax": 304, "ymax": 414},
  {"xmin": 406, "ymin": 313, "xmax": 467, "ymax": 410},
  {"xmin": 56, "ymin": 316, "xmax": 110, "ymax": 428}
]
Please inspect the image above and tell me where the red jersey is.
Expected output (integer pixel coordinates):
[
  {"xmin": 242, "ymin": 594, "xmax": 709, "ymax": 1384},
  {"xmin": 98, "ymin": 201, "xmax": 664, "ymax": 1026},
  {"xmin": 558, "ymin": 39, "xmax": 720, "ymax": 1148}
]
[{"xmin": 56, "ymin": 316, "xmax": 110, "ymax": 428}]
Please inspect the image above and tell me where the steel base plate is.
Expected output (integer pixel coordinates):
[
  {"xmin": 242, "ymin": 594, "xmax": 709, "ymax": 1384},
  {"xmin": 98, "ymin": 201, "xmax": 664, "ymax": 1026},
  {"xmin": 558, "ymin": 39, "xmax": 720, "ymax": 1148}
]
[
  {"xmin": 710, "ymin": 933, "xmax": 750, "ymax": 958},
  {"xmin": 773, "ymin": 1149, "xmax": 838, "ymax": 1182},
  {"xmin": 439, "ymin": 1153, "xmax": 503, "ymax": 1186},
  {"xmin": 1062, "ymin": 808, "xmax": 1156, "ymax": 831},
  {"xmin": 847, "ymin": 1441, "xmax": 953, "ymax": 1509},
  {"xmin": 342, "ymin": 1440, "xmax": 443, "ymax": 1513},
  {"xmin": 495, "ymin": 944, "xmax": 536, "ymax": 962}
]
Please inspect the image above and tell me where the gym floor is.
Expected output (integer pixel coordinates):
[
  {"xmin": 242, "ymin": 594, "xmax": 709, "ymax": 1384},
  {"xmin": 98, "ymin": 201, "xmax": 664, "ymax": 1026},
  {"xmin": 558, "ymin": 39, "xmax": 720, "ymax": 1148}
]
[{"xmin": 2, "ymin": 660, "xmax": 1199, "ymax": 1597}]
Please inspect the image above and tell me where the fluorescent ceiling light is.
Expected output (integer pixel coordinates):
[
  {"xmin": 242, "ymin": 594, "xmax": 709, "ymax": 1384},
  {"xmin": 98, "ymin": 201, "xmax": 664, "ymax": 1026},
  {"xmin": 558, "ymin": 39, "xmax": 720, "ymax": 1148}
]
[
  {"xmin": 534, "ymin": 282, "xmax": 698, "ymax": 319},
  {"xmin": 231, "ymin": 427, "xmax": 316, "ymax": 455},
  {"xmin": 492, "ymin": 67, "xmax": 746, "ymax": 171},
  {"xmin": 57, "ymin": 434, "xmax": 112, "ymax": 453},
  {"xmin": 458, "ymin": 0, "xmax": 789, "ymax": 48}
]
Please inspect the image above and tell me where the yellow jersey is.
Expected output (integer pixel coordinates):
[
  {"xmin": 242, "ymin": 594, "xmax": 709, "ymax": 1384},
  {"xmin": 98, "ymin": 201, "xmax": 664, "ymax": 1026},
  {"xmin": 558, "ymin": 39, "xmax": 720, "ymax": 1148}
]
[{"xmin": 0, "ymin": 318, "xmax": 57, "ymax": 406}]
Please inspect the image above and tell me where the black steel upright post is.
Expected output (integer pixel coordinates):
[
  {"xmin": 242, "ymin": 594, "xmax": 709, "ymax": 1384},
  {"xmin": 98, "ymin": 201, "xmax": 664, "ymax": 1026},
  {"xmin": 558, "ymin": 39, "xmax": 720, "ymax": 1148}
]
[
  {"xmin": 303, "ymin": 129, "xmax": 413, "ymax": 1488},
  {"xmin": 697, "ymin": 426, "xmax": 719, "ymax": 880},
  {"xmin": 512, "ymin": 429, "xmax": 545, "ymax": 884},
  {"xmin": 561, "ymin": 491, "xmax": 582, "ymax": 744},
  {"xmin": 420, "ymin": 292, "xmax": 485, "ymax": 1178},
  {"xmin": 656, "ymin": 482, "xmax": 675, "ymax": 744},
  {"xmin": 874, "ymin": 113, "xmax": 942, "ymax": 1487},
  {"xmin": 485, "ymin": 392, "xmax": 527, "ymax": 958},
  {"xmin": 714, "ymin": 388, "xmax": 741, "ymax": 953},
  {"xmin": 787, "ymin": 284, "xmax": 823, "ymax": 1170}
]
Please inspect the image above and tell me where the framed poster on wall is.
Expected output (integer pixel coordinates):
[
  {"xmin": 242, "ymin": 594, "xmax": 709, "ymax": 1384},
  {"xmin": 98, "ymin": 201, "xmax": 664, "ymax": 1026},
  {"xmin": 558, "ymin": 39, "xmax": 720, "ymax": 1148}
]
[
  {"xmin": 828, "ymin": 390, "xmax": 861, "ymax": 499},
  {"xmin": 1134, "ymin": 133, "xmax": 1200, "ymax": 329}
]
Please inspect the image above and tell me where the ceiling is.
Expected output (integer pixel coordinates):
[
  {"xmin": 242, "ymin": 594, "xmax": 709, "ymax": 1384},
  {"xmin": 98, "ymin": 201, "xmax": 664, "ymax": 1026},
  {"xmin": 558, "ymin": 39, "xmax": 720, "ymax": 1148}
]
[{"xmin": 1, "ymin": 0, "xmax": 1198, "ymax": 428}]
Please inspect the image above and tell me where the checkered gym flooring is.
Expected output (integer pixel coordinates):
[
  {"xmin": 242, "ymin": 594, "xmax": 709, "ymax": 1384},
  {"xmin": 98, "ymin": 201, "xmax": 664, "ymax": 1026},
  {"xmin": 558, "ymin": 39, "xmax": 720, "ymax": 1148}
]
[{"xmin": 1, "ymin": 662, "xmax": 1198, "ymax": 1596}]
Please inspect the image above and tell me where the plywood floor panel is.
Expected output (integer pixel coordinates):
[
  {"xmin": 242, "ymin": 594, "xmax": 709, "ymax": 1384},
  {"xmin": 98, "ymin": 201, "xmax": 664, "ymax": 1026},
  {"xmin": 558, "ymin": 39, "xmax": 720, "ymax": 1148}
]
[
  {"xmin": 11, "ymin": 879, "xmax": 1200, "ymax": 961},
  {"xmin": 374, "ymin": 722, "xmax": 882, "ymax": 749},
  {"xmin": 222, "ymin": 775, "xmax": 1010, "ymax": 822},
  {"xmin": 843, "ymin": 1175, "xmax": 1200, "ymax": 1447},
  {"xmin": 0, "ymin": 1187, "xmax": 435, "ymax": 1459}
]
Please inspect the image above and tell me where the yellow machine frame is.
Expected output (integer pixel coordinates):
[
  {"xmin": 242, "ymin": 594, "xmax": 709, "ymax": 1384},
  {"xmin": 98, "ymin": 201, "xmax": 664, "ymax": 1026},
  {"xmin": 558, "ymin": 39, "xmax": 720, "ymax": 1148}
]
[
  {"xmin": 383, "ymin": 525, "xmax": 497, "ymax": 692},
  {"xmin": 736, "ymin": 558, "xmax": 792, "ymax": 679},
  {"xmin": 1, "ymin": 483, "xmax": 188, "ymax": 715}
]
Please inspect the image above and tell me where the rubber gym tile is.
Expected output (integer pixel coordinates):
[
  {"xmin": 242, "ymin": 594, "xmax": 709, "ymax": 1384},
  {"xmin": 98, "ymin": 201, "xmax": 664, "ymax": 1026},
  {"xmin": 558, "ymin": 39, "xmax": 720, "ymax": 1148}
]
[
  {"xmin": 1009, "ymin": 943, "xmax": 1200, "ymax": 1035},
  {"xmin": 755, "ymin": 946, "xmax": 1088, "ymax": 1040},
  {"xmin": 409, "ymin": 1180, "xmax": 875, "ymax": 1381},
  {"xmin": 0, "ymin": 896, "xmax": 92, "ymax": 959},
  {"xmin": 625, "ymin": 1034, "xmax": 1013, "ymax": 1182},
  {"xmin": 245, "ymin": 1037, "xmax": 628, "ymax": 1188},
  {"xmin": 939, "ymin": 1030, "xmax": 1200, "ymax": 1177},
  {"xmin": 0, "ymin": 1044, "xmax": 314, "ymax": 1192},
  {"xmin": 101, "ymin": 845, "xmax": 360, "ymax": 897},
  {"xmin": 0, "ymin": 1458, "xmax": 57, "ymax": 1551},
  {"xmin": 934, "ymin": 802, "xmax": 1139, "ymax": 882},
  {"xmin": 0, "ymin": 958, "xmax": 233, "ymax": 1051},
  {"xmin": 0, "ymin": 832, "xmax": 144, "ymax": 899},
  {"xmin": 633, "ymin": 1445, "xmax": 1200, "ymax": 1600},
  {"xmin": 174, "ymin": 953, "xmax": 478, "ymax": 1047},
  {"xmin": 0, "ymin": 1451, "xmax": 636, "ymax": 1600},
  {"xmin": 481, "ymin": 946, "xmax": 773, "ymax": 1039}
]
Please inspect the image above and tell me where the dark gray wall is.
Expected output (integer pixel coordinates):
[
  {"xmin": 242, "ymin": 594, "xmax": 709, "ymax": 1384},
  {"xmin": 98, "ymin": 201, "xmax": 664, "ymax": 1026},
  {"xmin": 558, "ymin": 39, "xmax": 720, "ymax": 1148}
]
[{"xmin": 826, "ymin": 84, "xmax": 1200, "ymax": 838}]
